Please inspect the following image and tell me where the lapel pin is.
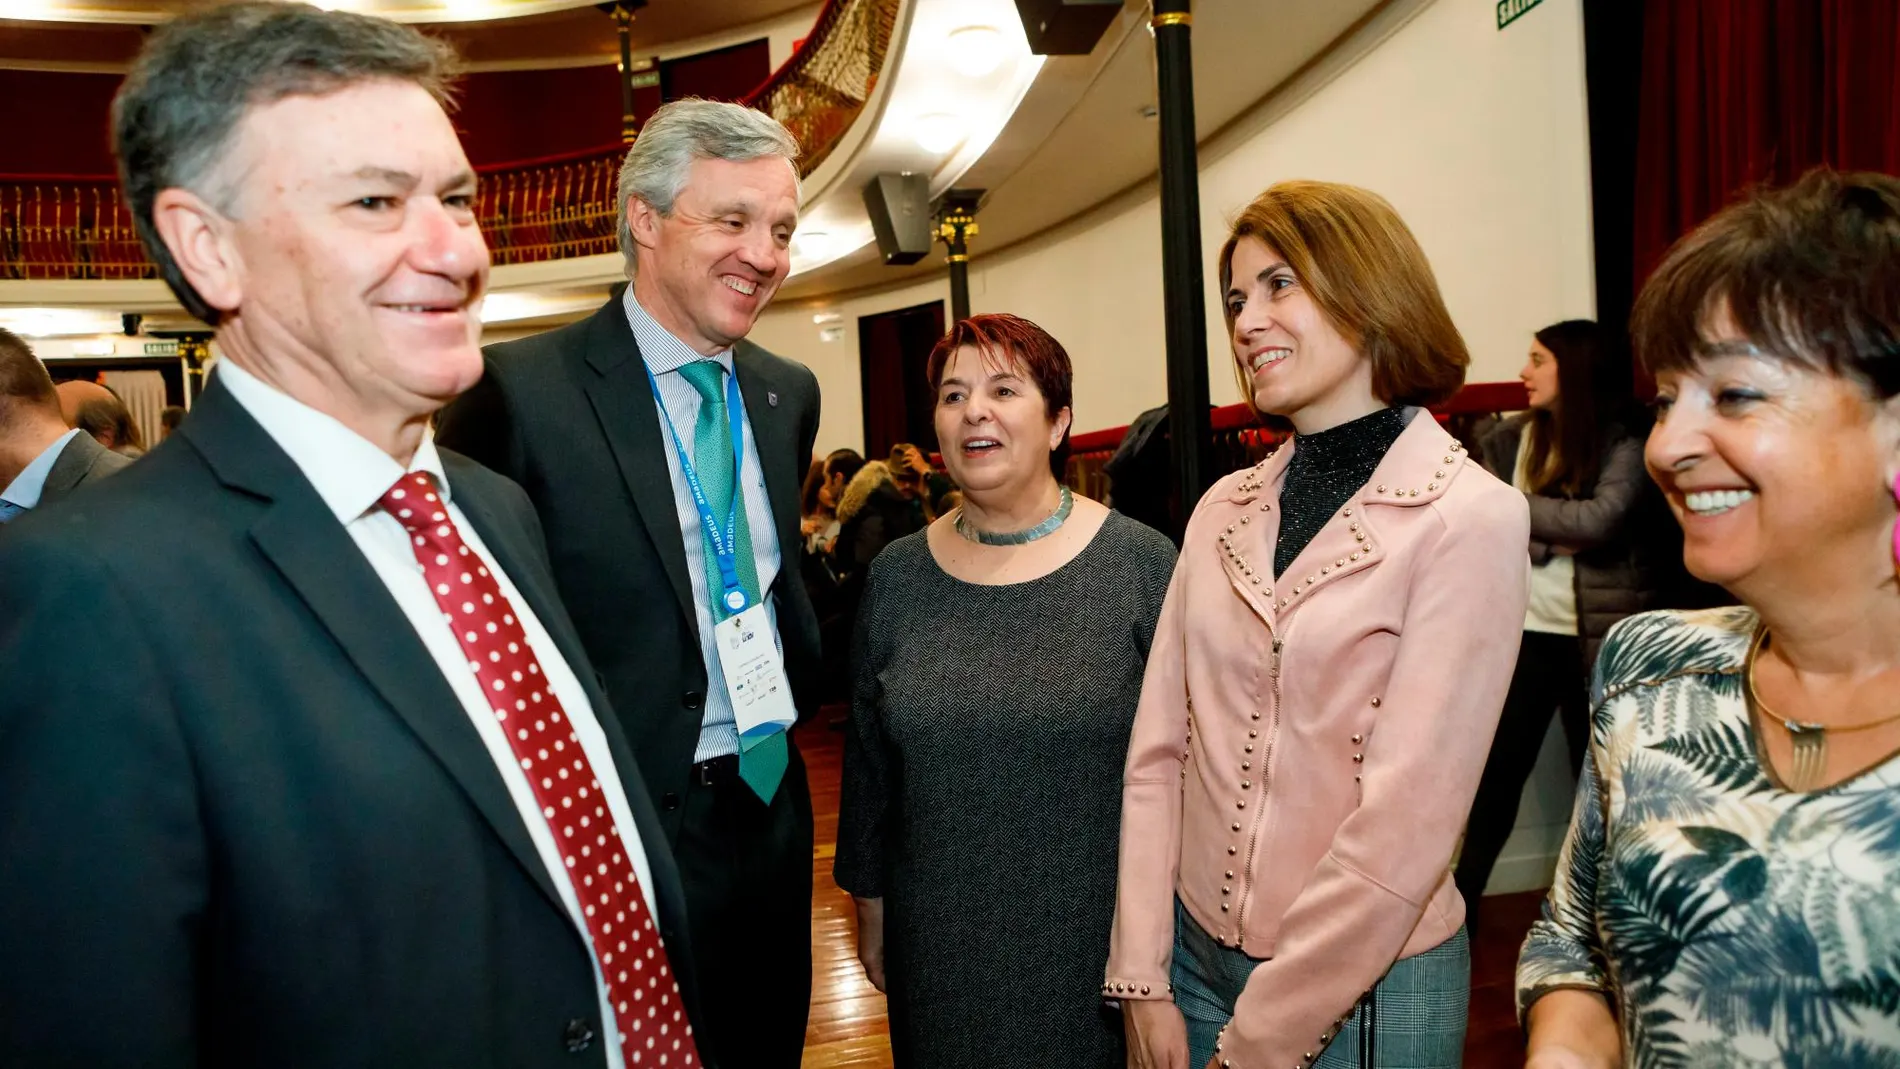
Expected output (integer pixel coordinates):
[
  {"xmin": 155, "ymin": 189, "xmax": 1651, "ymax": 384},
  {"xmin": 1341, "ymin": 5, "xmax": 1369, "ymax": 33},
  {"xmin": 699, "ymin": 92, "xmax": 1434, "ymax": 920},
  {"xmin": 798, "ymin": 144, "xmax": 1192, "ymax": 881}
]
[{"xmin": 767, "ymin": 391, "xmax": 780, "ymax": 408}]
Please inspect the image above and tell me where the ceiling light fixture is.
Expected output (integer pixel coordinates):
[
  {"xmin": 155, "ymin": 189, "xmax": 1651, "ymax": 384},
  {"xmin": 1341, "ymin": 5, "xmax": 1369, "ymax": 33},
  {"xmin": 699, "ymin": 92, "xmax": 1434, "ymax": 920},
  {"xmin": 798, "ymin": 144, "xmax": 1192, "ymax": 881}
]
[
  {"xmin": 912, "ymin": 113, "xmax": 967, "ymax": 155},
  {"xmin": 812, "ymin": 311, "xmax": 843, "ymax": 325},
  {"xmin": 0, "ymin": 308, "xmax": 123, "ymax": 338},
  {"xmin": 794, "ymin": 230, "xmax": 834, "ymax": 260},
  {"xmin": 946, "ymin": 25, "xmax": 1006, "ymax": 78}
]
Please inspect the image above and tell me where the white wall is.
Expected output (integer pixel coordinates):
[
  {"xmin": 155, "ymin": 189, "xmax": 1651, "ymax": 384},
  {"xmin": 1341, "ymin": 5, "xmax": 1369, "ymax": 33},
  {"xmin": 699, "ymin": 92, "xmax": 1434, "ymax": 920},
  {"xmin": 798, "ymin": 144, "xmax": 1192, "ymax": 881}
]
[{"xmin": 750, "ymin": 0, "xmax": 1597, "ymax": 458}]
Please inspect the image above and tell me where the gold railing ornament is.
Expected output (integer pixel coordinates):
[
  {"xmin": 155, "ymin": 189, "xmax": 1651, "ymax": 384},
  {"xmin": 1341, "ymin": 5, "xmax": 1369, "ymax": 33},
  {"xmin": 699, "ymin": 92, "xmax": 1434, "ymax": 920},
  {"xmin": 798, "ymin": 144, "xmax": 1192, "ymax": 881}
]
[{"xmin": 747, "ymin": 0, "xmax": 901, "ymax": 177}]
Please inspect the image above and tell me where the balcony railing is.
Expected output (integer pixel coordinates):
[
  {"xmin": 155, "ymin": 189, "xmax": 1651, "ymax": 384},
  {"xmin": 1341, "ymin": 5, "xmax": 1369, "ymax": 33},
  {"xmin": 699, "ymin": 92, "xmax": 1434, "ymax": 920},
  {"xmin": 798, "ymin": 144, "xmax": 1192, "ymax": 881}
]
[
  {"xmin": 0, "ymin": 179, "xmax": 150, "ymax": 281},
  {"xmin": 747, "ymin": 0, "xmax": 899, "ymax": 177},
  {"xmin": 0, "ymin": 0, "xmax": 902, "ymax": 281}
]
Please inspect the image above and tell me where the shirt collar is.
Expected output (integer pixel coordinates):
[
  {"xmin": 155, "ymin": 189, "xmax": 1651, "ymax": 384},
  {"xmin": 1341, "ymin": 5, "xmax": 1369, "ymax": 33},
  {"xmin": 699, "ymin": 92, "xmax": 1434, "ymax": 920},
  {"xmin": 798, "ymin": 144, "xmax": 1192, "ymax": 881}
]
[
  {"xmin": 621, "ymin": 286, "xmax": 735, "ymax": 377},
  {"xmin": 0, "ymin": 428, "xmax": 82, "ymax": 509},
  {"xmin": 213, "ymin": 358, "xmax": 450, "ymax": 526}
]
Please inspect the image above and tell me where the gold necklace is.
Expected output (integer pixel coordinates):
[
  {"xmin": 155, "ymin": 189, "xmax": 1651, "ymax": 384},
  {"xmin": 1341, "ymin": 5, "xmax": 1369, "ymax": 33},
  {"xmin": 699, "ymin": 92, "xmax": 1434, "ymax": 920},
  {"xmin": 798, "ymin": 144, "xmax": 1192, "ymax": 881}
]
[{"xmin": 1747, "ymin": 627, "xmax": 1900, "ymax": 791}]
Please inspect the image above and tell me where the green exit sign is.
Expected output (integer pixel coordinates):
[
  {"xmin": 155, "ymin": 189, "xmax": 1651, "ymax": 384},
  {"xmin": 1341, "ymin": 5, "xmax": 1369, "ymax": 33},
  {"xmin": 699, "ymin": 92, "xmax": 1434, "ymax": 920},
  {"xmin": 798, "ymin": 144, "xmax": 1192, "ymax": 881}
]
[
  {"xmin": 1497, "ymin": 0, "xmax": 1543, "ymax": 30},
  {"xmin": 629, "ymin": 70, "xmax": 659, "ymax": 89},
  {"xmin": 143, "ymin": 341, "xmax": 178, "ymax": 355}
]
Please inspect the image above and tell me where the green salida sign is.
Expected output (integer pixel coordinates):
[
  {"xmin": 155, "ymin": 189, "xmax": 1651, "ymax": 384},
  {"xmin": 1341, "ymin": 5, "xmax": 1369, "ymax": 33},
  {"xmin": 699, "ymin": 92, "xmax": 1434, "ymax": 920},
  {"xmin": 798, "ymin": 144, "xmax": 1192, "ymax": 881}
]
[{"xmin": 1497, "ymin": 0, "xmax": 1543, "ymax": 30}]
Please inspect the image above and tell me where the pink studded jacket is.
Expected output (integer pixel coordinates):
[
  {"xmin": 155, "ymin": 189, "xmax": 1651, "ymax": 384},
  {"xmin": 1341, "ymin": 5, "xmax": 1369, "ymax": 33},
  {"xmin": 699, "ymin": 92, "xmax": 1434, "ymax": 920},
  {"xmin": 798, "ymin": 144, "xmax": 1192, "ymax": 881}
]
[{"xmin": 1105, "ymin": 413, "xmax": 1529, "ymax": 1068}]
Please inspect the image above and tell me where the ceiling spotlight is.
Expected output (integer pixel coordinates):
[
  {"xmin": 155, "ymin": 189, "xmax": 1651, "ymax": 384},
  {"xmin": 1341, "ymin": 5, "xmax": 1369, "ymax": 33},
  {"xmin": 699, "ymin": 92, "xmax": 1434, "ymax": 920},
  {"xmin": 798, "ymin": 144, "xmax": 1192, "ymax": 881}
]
[
  {"xmin": 912, "ymin": 113, "xmax": 967, "ymax": 155},
  {"xmin": 794, "ymin": 230, "xmax": 833, "ymax": 259},
  {"xmin": 0, "ymin": 307, "xmax": 122, "ymax": 338},
  {"xmin": 478, "ymin": 293, "xmax": 537, "ymax": 324},
  {"xmin": 946, "ymin": 25, "xmax": 1006, "ymax": 78}
]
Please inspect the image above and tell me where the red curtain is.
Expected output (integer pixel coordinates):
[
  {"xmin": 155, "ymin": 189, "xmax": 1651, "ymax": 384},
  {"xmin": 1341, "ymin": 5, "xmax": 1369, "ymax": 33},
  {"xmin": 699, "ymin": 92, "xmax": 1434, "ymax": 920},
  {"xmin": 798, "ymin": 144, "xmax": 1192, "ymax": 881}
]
[{"xmin": 1631, "ymin": 0, "xmax": 1900, "ymax": 286}]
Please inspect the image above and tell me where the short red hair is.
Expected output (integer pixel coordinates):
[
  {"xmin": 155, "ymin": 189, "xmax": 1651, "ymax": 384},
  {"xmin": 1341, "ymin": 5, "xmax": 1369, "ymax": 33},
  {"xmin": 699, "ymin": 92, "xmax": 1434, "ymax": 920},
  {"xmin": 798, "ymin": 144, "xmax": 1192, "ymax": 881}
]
[{"xmin": 925, "ymin": 314, "xmax": 1076, "ymax": 475}]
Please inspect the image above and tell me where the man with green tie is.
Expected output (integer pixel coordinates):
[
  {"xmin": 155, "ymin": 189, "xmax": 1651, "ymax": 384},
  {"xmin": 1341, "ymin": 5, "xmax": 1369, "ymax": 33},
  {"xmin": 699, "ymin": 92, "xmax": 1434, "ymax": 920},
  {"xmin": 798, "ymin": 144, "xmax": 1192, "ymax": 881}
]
[{"xmin": 437, "ymin": 99, "xmax": 821, "ymax": 1069}]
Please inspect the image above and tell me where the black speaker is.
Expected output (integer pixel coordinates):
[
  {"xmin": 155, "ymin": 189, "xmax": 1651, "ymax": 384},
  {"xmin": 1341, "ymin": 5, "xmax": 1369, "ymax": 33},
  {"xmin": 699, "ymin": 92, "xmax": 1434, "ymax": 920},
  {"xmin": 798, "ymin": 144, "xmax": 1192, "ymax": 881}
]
[
  {"xmin": 1013, "ymin": 0, "xmax": 1120, "ymax": 55},
  {"xmin": 862, "ymin": 173, "xmax": 932, "ymax": 267}
]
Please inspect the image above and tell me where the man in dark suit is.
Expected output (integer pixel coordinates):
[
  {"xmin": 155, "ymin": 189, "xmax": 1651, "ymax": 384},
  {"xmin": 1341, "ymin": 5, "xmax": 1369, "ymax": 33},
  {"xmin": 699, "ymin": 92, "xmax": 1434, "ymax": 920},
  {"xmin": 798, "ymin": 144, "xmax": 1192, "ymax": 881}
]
[
  {"xmin": 0, "ymin": 327, "xmax": 130, "ymax": 523},
  {"xmin": 0, "ymin": 6, "xmax": 705, "ymax": 1067},
  {"xmin": 438, "ymin": 99, "xmax": 820, "ymax": 1069}
]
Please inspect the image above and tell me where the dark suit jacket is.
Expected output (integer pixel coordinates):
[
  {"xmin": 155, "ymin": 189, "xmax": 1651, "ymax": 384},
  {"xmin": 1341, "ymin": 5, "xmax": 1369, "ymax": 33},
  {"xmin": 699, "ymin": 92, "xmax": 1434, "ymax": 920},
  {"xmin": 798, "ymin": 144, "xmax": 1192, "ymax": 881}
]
[
  {"xmin": 38, "ymin": 428, "xmax": 131, "ymax": 506},
  {"xmin": 436, "ymin": 297, "xmax": 822, "ymax": 838},
  {"xmin": 0, "ymin": 379, "xmax": 703, "ymax": 1069}
]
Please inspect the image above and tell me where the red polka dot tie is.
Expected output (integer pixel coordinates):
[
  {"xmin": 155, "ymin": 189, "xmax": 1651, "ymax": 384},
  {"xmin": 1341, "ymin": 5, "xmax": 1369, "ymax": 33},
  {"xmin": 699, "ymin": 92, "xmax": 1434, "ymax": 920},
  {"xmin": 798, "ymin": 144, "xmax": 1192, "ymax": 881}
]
[{"xmin": 379, "ymin": 471, "xmax": 699, "ymax": 1067}]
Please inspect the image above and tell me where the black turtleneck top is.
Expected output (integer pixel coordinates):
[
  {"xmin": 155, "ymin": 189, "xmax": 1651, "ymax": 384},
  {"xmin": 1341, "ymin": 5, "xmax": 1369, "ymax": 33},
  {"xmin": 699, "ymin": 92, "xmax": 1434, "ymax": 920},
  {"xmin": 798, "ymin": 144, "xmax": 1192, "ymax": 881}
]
[{"xmin": 1274, "ymin": 406, "xmax": 1410, "ymax": 578}]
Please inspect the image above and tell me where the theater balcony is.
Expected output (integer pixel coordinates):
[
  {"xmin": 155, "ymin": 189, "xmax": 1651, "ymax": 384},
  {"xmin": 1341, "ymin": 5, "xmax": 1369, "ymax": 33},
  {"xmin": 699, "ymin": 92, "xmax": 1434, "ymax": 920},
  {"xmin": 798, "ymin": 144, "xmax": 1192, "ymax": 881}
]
[
  {"xmin": 0, "ymin": 0, "xmax": 1406, "ymax": 377},
  {"xmin": 1, "ymin": 0, "xmax": 909, "ymax": 346}
]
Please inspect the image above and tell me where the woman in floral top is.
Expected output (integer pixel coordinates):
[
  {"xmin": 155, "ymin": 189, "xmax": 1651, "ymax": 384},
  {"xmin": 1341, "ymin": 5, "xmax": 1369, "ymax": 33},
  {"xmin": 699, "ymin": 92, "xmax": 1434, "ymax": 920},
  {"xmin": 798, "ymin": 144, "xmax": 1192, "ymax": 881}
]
[{"xmin": 1517, "ymin": 169, "xmax": 1900, "ymax": 1067}]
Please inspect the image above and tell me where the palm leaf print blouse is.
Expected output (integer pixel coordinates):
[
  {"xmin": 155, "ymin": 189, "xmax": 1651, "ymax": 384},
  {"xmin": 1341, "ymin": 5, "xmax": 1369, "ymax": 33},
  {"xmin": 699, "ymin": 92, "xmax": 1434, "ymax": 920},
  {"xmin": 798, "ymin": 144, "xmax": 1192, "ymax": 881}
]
[{"xmin": 1517, "ymin": 606, "xmax": 1900, "ymax": 1066}]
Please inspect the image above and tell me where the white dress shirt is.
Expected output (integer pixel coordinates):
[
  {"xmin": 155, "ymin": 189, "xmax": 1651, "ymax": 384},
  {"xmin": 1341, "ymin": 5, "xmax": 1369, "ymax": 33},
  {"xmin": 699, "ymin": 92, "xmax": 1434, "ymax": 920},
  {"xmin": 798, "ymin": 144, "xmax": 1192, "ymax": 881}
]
[
  {"xmin": 622, "ymin": 288, "xmax": 784, "ymax": 763},
  {"xmin": 217, "ymin": 360, "xmax": 650, "ymax": 1066}
]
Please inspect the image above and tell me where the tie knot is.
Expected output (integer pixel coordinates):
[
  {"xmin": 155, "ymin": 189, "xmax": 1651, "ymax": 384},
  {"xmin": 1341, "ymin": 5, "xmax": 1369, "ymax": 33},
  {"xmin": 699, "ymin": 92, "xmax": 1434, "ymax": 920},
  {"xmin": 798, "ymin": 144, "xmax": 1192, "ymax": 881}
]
[
  {"xmin": 377, "ymin": 471, "xmax": 447, "ymax": 533},
  {"xmin": 676, "ymin": 359, "xmax": 727, "ymax": 406}
]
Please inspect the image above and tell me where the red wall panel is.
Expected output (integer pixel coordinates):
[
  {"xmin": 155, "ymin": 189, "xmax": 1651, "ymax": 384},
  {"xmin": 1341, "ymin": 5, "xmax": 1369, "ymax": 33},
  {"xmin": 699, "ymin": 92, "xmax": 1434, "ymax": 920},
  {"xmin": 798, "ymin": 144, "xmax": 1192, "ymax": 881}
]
[
  {"xmin": 0, "ymin": 38, "xmax": 771, "ymax": 179},
  {"xmin": 0, "ymin": 70, "xmax": 123, "ymax": 177},
  {"xmin": 661, "ymin": 38, "xmax": 770, "ymax": 103},
  {"xmin": 453, "ymin": 64, "xmax": 626, "ymax": 167}
]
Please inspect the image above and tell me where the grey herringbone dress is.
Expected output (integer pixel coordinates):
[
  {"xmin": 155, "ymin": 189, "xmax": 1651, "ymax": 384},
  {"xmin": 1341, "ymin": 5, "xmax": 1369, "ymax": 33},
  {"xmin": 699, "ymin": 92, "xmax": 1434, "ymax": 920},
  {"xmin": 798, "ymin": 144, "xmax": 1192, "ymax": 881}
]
[{"xmin": 834, "ymin": 512, "xmax": 1176, "ymax": 1068}]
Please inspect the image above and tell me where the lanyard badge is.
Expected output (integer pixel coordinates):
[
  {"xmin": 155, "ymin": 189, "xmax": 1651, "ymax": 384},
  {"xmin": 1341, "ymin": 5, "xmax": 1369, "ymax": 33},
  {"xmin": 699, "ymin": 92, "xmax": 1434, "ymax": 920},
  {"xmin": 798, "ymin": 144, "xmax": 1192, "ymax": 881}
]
[
  {"xmin": 644, "ymin": 361, "xmax": 752, "ymax": 615},
  {"xmin": 643, "ymin": 360, "xmax": 798, "ymax": 742}
]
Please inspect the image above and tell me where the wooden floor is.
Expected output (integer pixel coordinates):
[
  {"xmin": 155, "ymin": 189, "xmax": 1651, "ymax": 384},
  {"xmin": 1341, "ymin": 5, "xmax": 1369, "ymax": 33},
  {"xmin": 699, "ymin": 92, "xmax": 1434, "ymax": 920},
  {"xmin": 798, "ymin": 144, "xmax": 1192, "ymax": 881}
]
[{"xmin": 795, "ymin": 717, "xmax": 1540, "ymax": 1069}]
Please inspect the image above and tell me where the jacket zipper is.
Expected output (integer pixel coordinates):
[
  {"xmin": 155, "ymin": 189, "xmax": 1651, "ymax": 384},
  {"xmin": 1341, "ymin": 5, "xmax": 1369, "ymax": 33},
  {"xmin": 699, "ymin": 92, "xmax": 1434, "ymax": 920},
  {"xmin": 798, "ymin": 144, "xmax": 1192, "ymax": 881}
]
[{"xmin": 1234, "ymin": 633, "xmax": 1283, "ymax": 944}]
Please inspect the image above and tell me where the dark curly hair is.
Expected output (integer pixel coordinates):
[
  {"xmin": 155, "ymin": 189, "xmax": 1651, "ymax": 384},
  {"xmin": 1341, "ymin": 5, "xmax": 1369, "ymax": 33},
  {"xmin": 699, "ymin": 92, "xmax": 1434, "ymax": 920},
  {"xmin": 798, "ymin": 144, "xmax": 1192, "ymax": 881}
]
[{"xmin": 1633, "ymin": 168, "xmax": 1900, "ymax": 400}]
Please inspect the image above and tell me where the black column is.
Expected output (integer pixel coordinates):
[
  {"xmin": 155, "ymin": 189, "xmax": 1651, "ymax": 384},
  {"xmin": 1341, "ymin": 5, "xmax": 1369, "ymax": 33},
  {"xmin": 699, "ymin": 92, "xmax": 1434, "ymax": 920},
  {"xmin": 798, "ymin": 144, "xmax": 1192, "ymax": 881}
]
[
  {"xmin": 1152, "ymin": 0, "xmax": 1209, "ymax": 533},
  {"xmin": 1582, "ymin": 0, "xmax": 1644, "ymax": 396},
  {"xmin": 935, "ymin": 189, "xmax": 982, "ymax": 324},
  {"xmin": 603, "ymin": 1, "xmax": 647, "ymax": 144}
]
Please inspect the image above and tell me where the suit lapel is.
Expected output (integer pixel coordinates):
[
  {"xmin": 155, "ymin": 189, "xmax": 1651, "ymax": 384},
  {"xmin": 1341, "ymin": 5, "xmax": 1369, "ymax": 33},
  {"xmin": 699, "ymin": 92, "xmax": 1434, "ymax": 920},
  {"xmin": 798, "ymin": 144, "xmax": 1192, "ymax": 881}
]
[
  {"xmin": 449, "ymin": 464, "xmax": 598, "ymax": 707},
  {"xmin": 1212, "ymin": 449, "xmax": 1287, "ymax": 628},
  {"xmin": 181, "ymin": 382, "xmax": 568, "ymax": 918},
  {"xmin": 579, "ymin": 304, "xmax": 697, "ymax": 629},
  {"xmin": 734, "ymin": 344, "xmax": 799, "ymax": 578},
  {"xmin": 451, "ymin": 459, "xmax": 696, "ymax": 962},
  {"xmin": 40, "ymin": 432, "xmax": 100, "ymax": 500}
]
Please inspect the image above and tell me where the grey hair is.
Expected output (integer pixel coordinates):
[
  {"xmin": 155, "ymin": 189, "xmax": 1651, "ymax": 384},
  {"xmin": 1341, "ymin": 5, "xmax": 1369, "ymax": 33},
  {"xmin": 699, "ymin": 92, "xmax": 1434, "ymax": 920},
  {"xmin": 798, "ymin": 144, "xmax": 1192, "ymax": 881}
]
[
  {"xmin": 615, "ymin": 98, "xmax": 801, "ymax": 277},
  {"xmin": 111, "ymin": 2, "xmax": 460, "ymax": 326}
]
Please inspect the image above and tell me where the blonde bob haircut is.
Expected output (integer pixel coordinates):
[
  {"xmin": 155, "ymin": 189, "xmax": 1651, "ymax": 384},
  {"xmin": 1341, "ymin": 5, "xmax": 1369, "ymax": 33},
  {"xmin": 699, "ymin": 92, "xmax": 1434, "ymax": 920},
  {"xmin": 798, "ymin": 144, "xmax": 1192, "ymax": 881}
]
[{"xmin": 1218, "ymin": 180, "xmax": 1469, "ymax": 413}]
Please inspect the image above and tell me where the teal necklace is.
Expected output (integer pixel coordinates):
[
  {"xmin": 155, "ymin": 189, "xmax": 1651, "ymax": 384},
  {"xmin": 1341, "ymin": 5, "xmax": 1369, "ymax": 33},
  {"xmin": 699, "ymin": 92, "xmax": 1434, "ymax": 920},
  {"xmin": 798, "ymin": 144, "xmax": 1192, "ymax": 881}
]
[{"xmin": 955, "ymin": 485, "xmax": 1075, "ymax": 546}]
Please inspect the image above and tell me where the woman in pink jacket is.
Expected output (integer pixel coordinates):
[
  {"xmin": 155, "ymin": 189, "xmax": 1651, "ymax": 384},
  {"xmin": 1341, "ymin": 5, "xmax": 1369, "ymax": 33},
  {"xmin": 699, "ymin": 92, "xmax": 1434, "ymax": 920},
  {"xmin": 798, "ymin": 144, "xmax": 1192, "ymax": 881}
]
[{"xmin": 1108, "ymin": 181, "xmax": 1531, "ymax": 1069}]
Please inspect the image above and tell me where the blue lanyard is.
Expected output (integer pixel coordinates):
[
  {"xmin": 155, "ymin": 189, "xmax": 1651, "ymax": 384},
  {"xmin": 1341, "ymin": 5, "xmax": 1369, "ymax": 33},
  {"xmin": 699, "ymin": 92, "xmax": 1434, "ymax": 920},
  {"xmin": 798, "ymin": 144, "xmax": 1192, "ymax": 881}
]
[{"xmin": 643, "ymin": 359, "xmax": 751, "ymax": 614}]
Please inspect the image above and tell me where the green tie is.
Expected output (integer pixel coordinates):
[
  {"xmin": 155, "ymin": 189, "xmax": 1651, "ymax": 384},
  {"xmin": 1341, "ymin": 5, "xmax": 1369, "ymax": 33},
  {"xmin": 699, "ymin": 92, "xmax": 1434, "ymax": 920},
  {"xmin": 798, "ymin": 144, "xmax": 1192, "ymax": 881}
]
[{"xmin": 677, "ymin": 359, "xmax": 787, "ymax": 803}]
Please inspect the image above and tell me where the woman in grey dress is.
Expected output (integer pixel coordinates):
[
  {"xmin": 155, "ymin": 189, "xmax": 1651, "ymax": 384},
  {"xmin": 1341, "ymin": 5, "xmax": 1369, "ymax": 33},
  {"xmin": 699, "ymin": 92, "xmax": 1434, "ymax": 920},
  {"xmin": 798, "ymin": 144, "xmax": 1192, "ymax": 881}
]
[{"xmin": 834, "ymin": 313, "xmax": 1176, "ymax": 1068}]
